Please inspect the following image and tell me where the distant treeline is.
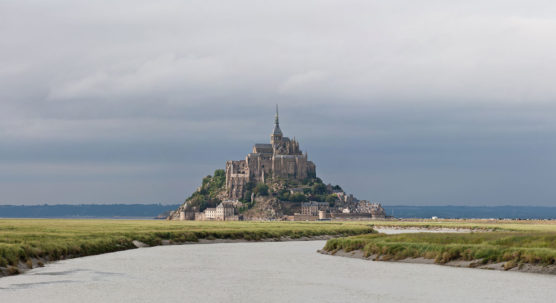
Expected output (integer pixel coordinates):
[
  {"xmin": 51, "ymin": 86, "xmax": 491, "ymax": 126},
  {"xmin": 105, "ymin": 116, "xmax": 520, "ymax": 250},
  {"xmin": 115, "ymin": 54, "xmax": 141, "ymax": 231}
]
[
  {"xmin": 0, "ymin": 204, "xmax": 181, "ymax": 218},
  {"xmin": 383, "ymin": 205, "xmax": 556, "ymax": 219}
]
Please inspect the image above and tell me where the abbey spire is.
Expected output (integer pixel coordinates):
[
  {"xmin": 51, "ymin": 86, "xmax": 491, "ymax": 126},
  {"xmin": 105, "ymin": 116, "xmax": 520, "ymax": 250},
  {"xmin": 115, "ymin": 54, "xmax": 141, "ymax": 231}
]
[{"xmin": 273, "ymin": 104, "xmax": 282, "ymax": 136}]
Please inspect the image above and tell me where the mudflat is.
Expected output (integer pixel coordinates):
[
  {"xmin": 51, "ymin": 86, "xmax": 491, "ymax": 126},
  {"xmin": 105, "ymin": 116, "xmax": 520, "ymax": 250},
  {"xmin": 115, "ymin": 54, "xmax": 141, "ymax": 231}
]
[{"xmin": 1, "ymin": 240, "xmax": 555, "ymax": 303}]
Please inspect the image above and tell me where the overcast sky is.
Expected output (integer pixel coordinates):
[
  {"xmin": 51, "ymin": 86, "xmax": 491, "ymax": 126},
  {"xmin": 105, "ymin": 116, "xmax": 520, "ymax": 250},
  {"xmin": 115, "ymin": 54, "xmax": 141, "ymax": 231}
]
[{"xmin": 1, "ymin": 0, "xmax": 556, "ymax": 206}]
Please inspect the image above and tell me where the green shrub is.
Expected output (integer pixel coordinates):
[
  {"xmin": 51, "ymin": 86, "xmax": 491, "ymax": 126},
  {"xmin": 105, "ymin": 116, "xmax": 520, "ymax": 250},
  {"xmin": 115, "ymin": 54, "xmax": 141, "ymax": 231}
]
[
  {"xmin": 290, "ymin": 193, "xmax": 308, "ymax": 202},
  {"xmin": 312, "ymin": 183, "xmax": 327, "ymax": 195},
  {"xmin": 254, "ymin": 183, "xmax": 269, "ymax": 196},
  {"xmin": 325, "ymin": 194, "xmax": 338, "ymax": 203}
]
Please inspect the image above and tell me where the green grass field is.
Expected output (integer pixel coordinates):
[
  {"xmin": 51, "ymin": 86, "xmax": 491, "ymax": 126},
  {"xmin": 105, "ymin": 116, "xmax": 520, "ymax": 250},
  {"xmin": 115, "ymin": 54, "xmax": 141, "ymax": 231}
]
[
  {"xmin": 0, "ymin": 219, "xmax": 373, "ymax": 274},
  {"xmin": 324, "ymin": 220, "xmax": 556, "ymax": 269}
]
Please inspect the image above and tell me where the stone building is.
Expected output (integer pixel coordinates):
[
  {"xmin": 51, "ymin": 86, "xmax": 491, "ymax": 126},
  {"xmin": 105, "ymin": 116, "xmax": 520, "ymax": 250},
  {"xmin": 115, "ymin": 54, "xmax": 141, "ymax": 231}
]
[
  {"xmin": 193, "ymin": 201, "xmax": 240, "ymax": 221},
  {"xmin": 216, "ymin": 202, "xmax": 235, "ymax": 220},
  {"xmin": 205, "ymin": 208, "xmax": 216, "ymax": 220},
  {"xmin": 301, "ymin": 201, "xmax": 329, "ymax": 216},
  {"xmin": 335, "ymin": 192, "xmax": 355, "ymax": 204},
  {"xmin": 354, "ymin": 201, "xmax": 385, "ymax": 218},
  {"xmin": 194, "ymin": 212, "xmax": 206, "ymax": 221},
  {"xmin": 225, "ymin": 106, "xmax": 316, "ymax": 199},
  {"xmin": 369, "ymin": 203, "xmax": 386, "ymax": 219}
]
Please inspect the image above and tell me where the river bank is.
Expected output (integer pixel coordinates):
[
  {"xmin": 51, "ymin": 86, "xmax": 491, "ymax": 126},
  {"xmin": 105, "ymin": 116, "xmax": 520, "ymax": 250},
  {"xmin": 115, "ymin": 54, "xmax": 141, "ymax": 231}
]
[
  {"xmin": 318, "ymin": 248, "xmax": 556, "ymax": 275},
  {"xmin": 374, "ymin": 227, "xmax": 473, "ymax": 234},
  {"xmin": 0, "ymin": 219, "xmax": 374, "ymax": 278},
  {"xmin": 2, "ymin": 234, "xmax": 339, "ymax": 277},
  {"xmin": 320, "ymin": 227, "xmax": 556, "ymax": 275}
]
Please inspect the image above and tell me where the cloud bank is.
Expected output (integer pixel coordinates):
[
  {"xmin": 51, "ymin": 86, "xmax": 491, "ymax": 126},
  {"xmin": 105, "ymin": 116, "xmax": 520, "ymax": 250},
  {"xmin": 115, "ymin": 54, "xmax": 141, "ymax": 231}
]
[{"xmin": 0, "ymin": 0, "xmax": 555, "ymax": 205}]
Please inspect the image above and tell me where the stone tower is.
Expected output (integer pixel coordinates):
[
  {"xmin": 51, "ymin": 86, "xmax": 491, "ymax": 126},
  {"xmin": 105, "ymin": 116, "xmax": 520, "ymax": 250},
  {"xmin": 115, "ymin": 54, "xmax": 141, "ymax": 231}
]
[{"xmin": 270, "ymin": 105, "xmax": 282, "ymax": 146}]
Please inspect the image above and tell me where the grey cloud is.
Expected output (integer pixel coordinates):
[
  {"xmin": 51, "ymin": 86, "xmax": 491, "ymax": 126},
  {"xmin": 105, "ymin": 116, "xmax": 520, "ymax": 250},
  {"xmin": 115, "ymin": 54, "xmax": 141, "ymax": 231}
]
[{"xmin": 1, "ymin": 0, "xmax": 555, "ymax": 205}]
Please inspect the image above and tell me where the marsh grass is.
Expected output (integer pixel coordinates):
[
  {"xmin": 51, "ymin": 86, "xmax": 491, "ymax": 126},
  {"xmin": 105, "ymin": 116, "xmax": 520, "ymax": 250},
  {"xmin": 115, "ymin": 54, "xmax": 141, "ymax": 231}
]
[
  {"xmin": 6, "ymin": 266, "xmax": 19, "ymax": 275},
  {"xmin": 0, "ymin": 219, "xmax": 373, "ymax": 274},
  {"xmin": 324, "ymin": 231, "xmax": 556, "ymax": 267},
  {"xmin": 368, "ymin": 219, "xmax": 556, "ymax": 233}
]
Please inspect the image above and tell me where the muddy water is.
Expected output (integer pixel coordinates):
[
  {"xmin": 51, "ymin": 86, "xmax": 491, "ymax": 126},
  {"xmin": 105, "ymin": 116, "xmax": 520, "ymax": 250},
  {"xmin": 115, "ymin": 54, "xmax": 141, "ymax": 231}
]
[{"xmin": 0, "ymin": 236, "xmax": 554, "ymax": 302}]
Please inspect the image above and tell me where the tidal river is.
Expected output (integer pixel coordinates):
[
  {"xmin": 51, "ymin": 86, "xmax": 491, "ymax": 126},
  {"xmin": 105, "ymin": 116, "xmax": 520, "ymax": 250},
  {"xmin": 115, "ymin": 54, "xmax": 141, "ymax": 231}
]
[{"xmin": 1, "ymin": 238, "xmax": 555, "ymax": 302}]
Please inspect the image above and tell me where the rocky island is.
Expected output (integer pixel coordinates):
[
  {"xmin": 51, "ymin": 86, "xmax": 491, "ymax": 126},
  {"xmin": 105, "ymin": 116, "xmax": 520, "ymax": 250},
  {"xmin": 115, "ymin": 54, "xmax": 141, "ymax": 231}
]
[{"xmin": 168, "ymin": 107, "xmax": 385, "ymax": 221}]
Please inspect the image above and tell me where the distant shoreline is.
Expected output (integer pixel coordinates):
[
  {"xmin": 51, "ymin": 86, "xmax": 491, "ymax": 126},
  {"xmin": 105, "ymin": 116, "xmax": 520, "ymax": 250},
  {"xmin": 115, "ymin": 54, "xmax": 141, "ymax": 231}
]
[
  {"xmin": 5, "ymin": 204, "xmax": 556, "ymax": 220},
  {"xmin": 0, "ymin": 217, "xmax": 162, "ymax": 220}
]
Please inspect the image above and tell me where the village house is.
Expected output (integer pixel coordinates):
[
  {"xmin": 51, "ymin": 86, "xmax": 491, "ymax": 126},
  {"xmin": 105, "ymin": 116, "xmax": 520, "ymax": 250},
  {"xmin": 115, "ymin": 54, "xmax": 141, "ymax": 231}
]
[
  {"xmin": 190, "ymin": 201, "xmax": 240, "ymax": 221},
  {"xmin": 204, "ymin": 208, "xmax": 216, "ymax": 220},
  {"xmin": 301, "ymin": 201, "xmax": 329, "ymax": 216},
  {"xmin": 216, "ymin": 202, "xmax": 236, "ymax": 220}
]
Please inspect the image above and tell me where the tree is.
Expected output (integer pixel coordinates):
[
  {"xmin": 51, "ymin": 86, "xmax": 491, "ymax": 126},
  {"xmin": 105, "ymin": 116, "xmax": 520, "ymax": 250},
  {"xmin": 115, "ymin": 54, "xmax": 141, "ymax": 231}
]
[
  {"xmin": 332, "ymin": 185, "xmax": 343, "ymax": 191},
  {"xmin": 253, "ymin": 183, "xmax": 269, "ymax": 196},
  {"xmin": 312, "ymin": 183, "xmax": 327, "ymax": 195},
  {"xmin": 311, "ymin": 194, "xmax": 326, "ymax": 202},
  {"xmin": 245, "ymin": 181, "xmax": 255, "ymax": 191},
  {"xmin": 278, "ymin": 189, "xmax": 290, "ymax": 201},
  {"xmin": 290, "ymin": 193, "xmax": 308, "ymax": 202},
  {"xmin": 212, "ymin": 169, "xmax": 226, "ymax": 189}
]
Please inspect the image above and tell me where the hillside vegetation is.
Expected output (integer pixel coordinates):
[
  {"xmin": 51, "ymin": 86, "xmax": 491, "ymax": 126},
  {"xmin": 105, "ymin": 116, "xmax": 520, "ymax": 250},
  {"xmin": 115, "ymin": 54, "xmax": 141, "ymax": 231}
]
[
  {"xmin": 174, "ymin": 168, "xmax": 346, "ymax": 218},
  {"xmin": 182, "ymin": 169, "xmax": 227, "ymax": 212}
]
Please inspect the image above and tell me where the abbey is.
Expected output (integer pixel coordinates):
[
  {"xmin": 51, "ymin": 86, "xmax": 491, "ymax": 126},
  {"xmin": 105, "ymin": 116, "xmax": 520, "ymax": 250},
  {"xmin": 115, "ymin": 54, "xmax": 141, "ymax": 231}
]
[
  {"xmin": 225, "ymin": 107, "xmax": 316, "ymax": 199},
  {"xmin": 168, "ymin": 106, "xmax": 387, "ymax": 221}
]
